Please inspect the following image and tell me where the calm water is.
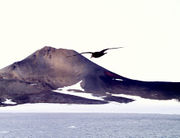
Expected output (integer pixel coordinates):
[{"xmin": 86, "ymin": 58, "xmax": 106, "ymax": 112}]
[{"xmin": 0, "ymin": 113, "xmax": 180, "ymax": 138}]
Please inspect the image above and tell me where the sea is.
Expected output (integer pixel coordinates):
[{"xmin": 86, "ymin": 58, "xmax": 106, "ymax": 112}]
[{"xmin": 0, "ymin": 113, "xmax": 179, "ymax": 138}]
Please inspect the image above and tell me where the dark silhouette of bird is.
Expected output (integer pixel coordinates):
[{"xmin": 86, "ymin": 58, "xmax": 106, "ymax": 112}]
[{"xmin": 69, "ymin": 47, "xmax": 123, "ymax": 58}]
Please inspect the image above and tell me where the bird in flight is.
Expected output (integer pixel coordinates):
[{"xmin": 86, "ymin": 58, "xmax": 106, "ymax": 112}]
[{"xmin": 69, "ymin": 47, "xmax": 123, "ymax": 58}]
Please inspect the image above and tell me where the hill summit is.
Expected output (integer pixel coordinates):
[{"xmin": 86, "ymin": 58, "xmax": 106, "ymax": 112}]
[{"xmin": 0, "ymin": 46, "xmax": 180, "ymax": 106}]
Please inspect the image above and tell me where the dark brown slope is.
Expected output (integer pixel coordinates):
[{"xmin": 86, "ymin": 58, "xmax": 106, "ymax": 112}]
[
  {"xmin": 0, "ymin": 46, "xmax": 127, "ymax": 94},
  {"xmin": 0, "ymin": 46, "xmax": 180, "ymax": 106},
  {"xmin": 0, "ymin": 46, "xmax": 123, "ymax": 106},
  {"xmin": 0, "ymin": 79, "xmax": 107, "ymax": 106},
  {"xmin": 0, "ymin": 46, "xmax": 113, "ymax": 89}
]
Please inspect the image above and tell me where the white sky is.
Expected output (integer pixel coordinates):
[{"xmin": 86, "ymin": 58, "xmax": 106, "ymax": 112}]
[{"xmin": 0, "ymin": 0, "xmax": 180, "ymax": 81}]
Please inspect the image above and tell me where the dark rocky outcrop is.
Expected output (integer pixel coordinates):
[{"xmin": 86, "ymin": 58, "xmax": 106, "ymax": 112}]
[{"xmin": 0, "ymin": 46, "xmax": 180, "ymax": 106}]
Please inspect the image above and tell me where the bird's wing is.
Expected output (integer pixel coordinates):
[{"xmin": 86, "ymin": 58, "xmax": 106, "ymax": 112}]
[{"xmin": 100, "ymin": 47, "xmax": 123, "ymax": 53}]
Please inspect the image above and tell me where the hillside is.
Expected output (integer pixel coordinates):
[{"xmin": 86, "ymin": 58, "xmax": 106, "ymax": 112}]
[{"xmin": 0, "ymin": 46, "xmax": 180, "ymax": 106}]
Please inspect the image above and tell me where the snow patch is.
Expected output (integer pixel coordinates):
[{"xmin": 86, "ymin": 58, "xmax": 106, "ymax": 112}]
[
  {"xmin": 63, "ymin": 80, "xmax": 84, "ymax": 91},
  {"xmin": 2, "ymin": 99, "xmax": 16, "ymax": 105},
  {"xmin": 53, "ymin": 81, "xmax": 104, "ymax": 101},
  {"xmin": 30, "ymin": 83, "xmax": 37, "ymax": 86},
  {"xmin": 111, "ymin": 93, "xmax": 178, "ymax": 103},
  {"xmin": 115, "ymin": 78, "xmax": 123, "ymax": 81}
]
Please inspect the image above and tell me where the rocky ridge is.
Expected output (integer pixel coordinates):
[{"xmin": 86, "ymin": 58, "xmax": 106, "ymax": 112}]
[{"xmin": 0, "ymin": 46, "xmax": 180, "ymax": 106}]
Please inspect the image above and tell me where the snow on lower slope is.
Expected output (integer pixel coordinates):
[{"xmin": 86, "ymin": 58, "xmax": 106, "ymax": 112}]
[
  {"xmin": 0, "ymin": 99, "xmax": 180, "ymax": 114},
  {"xmin": 2, "ymin": 99, "xmax": 16, "ymax": 105},
  {"xmin": 0, "ymin": 81, "xmax": 180, "ymax": 114},
  {"xmin": 53, "ymin": 81, "xmax": 104, "ymax": 101},
  {"xmin": 0, "ymin": 96, "xmax": 180, "ymax": 114}
]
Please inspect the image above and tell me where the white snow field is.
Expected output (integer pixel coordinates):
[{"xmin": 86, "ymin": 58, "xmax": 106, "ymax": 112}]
[
  {"xmin": 0, "ymin": 81, "xmax": 180, "ymax": 114},
  {"xmin": 53, "ymin": 81, "xmax": 104, "ymax": 101},
  {"xmin": 2, "ymin": 99, "xmax": 17, "ymax": 105}
]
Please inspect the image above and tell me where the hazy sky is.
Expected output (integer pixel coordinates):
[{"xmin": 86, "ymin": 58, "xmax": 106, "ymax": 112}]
[{"xmin": 0, "ymin": 0, "xmax": 180, "ymax": 81}]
